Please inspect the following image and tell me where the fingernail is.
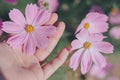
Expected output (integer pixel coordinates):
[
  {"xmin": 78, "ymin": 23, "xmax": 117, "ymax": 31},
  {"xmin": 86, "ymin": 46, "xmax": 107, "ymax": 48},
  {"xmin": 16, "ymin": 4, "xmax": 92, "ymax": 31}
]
[{"xmin": 66, "ymin": 46, "xmax": 71, "ymax": 52}]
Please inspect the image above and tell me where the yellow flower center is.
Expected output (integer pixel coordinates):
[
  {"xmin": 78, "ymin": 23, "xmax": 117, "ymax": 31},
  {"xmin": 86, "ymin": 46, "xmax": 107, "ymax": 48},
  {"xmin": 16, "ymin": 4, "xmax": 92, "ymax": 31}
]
[
  {"xmin": 84, "ymin": 23, "xmax": 89, "ymax": 29},
  {"xmin": 25, "ymin": 25, "xmax": 34, "ymax": 33},
  {"xmin": 44, "ymin": 2, "xmax": 49, "ymax": 9},
  {"xmin": 40, "ymin": 0, "xmax": 49, "ymax": 10},
  {"xmin": 83, "ymin": 42, "xmax": 91, "ymax": 49},
  {"xmin": 111, "ymin": 8, "xmax": 118, "ymax": 16}
]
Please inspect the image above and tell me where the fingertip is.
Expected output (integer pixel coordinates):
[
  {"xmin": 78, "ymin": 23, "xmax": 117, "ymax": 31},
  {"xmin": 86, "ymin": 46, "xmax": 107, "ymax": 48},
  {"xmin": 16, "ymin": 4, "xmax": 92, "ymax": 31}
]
[
  {"xmin": 52, "ymin": 13, "xmax": 58, "ymax": 21},
  {"xmin": 46, "ymin": 13, "xmax": 58, "ymax": 25},
  {"xmin": 57, "ymin": 21, "xmax": 66, "ymax": 31}
]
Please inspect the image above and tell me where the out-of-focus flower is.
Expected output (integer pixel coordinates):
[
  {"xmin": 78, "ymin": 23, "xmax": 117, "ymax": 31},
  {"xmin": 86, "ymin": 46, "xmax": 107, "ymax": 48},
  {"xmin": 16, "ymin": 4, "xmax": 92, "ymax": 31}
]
[
  {"xmin": 4, "ymin": 0, "xmax": 17, "ymax": 5},
  {"xmin": 69, "ymin": 31, "xmax": 113, "ymax": 74},
  {"xmin": 74, "ymin": 0, "xmax": 81, "ymax": 4},
  {"xmin": 107, "ymin": 76, "xmax": 119, "ymax": 80},
  {"xmin": 110, "ymin": 26, "xmax": 120, "ymax": 40},
  {"xmin": 109, "ymin": 8, "xmax": 120, "ymax": 25},
  {"xmin": 0, "ymin": 19, "xmax": 3, "ymax": 36},
  {"xmin": 76, "ymin": 12, "xmax": 108, "ymax": 34},
  {"xmin": 90, "ymin": 63, "xmax": 113, "ymax": 79},
  {"xmin": 2, "ymin": 4, "xmax": 56, "ymax": 55},
  {"xmin": 38, "ymin": 0, "xmax": 59, "ymax": 12},
  {"xmin": 89, "ymin": 5, "xmax": 104, "ymax": 14},
  {"xmin": 61, "ymin": 3, "xmax": 69, "ymax": 11}
]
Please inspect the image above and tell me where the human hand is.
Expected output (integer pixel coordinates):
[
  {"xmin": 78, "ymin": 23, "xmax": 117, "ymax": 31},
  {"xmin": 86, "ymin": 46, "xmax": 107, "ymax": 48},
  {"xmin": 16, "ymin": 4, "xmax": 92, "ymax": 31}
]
[{"xmin": 0, "ymin": 13, "xmax": 69, "ymax": 80}]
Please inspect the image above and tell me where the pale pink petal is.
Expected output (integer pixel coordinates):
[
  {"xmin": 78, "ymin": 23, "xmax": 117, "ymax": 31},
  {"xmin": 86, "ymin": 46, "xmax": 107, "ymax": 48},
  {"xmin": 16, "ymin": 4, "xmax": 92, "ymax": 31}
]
[
  {"xmin": 23, "ymin": 34, "xmax": 36, "ymax": 55},
  {"xmin": 96, "ymin": 42, "xmax": 114, "ymax": 54},
  {"xmin": 89, "ymin": 22, "xmax": 108, "ymax": 33},
  {"xmin": 69, "ymin": 48, "xmax": 84, "ymax": 70},
  {"xmin": 33, "ymin": 28, "xmax": 50, "ymax": 49},
  {"xmin": 46, "ymin": 0, "xmax": 59, "ymax": 12},
  {"xmin": 36, "ymin": 26, "xmax": 56, "ymax": 37},
  {"xmin": 76, "ymin": 30, "xmax": 89, "ymax": 42},
  {"xmin": 90, "ymin": 47, "xmax": 106, "ymax": 68},
  {"xmin": 90, "ymin": 64, "xmax": 106, "ymax": 79},
  {"xmin": 86, "ymin": 12, "xmax": 108, "ymax": 22},
  {"xmin": 9, "ymin": 9, "xmax": 26, "ymax": 25},
  {"xmin": 75, "ymin": 19, "xmax": 86, "ymax": 33},
  {"xmin": 7, "ymin": 32, "xmax": 26, "ymax": 48},
  {"xmin": 110, "ymin": 26, "xmax": 120, "ymax": 40},
  {"xmin": 90, "ymin": 63, "xmax": 113, "ymax": 79},
  {"xmin": 2, "ymin": 21, "xmax": 24, "ymax": 34},
  {"xmin": 81, "ymin": 50, "xmax": 92, "ymax": 74},
  {"xmin": 34, "ymin": 8, "xmax": 51, "ymax": 25},
  {"xmin": 25, "ymin": 4, "xmax": 38, "ymax": 24},
  {"xmin": 35, "ymin": 35, "xmax": 49, "ymax": 49},
  {"xmin": 90, "ymin": 33, "xmax": 107, "ymax": 42},
  {"xmin": 71, "ymin": 39, "xmax": 83, "ymax": 51}
]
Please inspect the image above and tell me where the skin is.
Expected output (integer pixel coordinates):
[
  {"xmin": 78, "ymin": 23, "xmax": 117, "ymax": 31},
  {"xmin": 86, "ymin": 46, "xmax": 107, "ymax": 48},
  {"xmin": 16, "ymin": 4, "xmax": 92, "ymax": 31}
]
[{"xmin": 0, "ymin": 13, "xmax": 70, "ymax": 80}]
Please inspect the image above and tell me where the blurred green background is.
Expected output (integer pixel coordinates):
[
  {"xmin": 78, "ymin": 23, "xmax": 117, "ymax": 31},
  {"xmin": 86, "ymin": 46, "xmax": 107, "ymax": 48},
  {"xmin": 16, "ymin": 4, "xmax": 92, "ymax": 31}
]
[{"xmin": 1, "ymin": 0, "xmax": 120, "ymax": 80}]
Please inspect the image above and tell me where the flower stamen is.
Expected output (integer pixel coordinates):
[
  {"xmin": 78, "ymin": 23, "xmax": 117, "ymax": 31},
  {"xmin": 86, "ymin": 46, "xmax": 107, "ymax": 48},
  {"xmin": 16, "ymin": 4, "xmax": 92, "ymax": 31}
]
[
  {"xmin": 84, "ymin": 42, "xmax": 91, "ymax": 49},
  {"xmin": 25, "ymin": 25, "xmax": 34, "ymax": 33},
  {"xmin": 84, "ymin": 23, "xmax": 89, "ymax": 29}
]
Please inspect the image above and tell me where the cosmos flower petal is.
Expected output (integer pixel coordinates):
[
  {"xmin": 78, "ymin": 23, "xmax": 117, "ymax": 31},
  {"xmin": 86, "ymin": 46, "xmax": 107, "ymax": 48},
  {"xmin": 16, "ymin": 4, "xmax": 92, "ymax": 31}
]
[
  {"xmin": 81, "ymin": 50, "xmax": 92, "ymax": 74},
  {"xmin": 89, "ymin": 22, "xmax": 108, "ymax": 33},
  {"xmin": 25, "ymin": 4, "xmax": 38, "ymax": 24},
  {"xmin": 34, "ymin": 28, "xmax": 50, "ymax": 49},
  {"xmin": 34, "ymin": 8, "xmax": 51, "ymax": 25},
  {"xmin": 96, "ymin": 42, "xmax": 114, "ymax": 53},
  {"xmin": 71, "ymin": 39, "xmax": 83, "ymax": 51},
  {"xmin": 86, "ymin": 12, "xmax": 108, "ymax": 22},
  {"xmin": 90, "ymin": 33, "xmax": 107, "ymax": 42},
  {"xmin": 90, "ymin": 63, "xmax": 114, "ymax": 79},
  {"xmin": 2, "ymin": 21, "xmax": 24, "ymax": 34},
  {"xmin": 90, "ymin": 47, "xmax": 107, "ymax": 68},
  {"xmin": 23, "ymin": 34, "xmax": 36, "ymax": 55},
  {"xmin": 69, "ymin": 48, "xmax": 84, "ymax": 71},
  {"xmin": 109, "ymin": 26, "xmax": 120, "ymax": 40},
  {"xmin": 76, "ymin": 30, "xmax": 89, "ymax": 42},
  {"xmin": 75, "ymin": 19, "xmax": 86, "ymax": 33},
  {"xmin": 9, "ymin": 9, "xmax": 26, "ymax": 25},
  {"xmin": 36, "ymin": 26, "xmax": 56, "ymax": 36},
  {"xmin": 37, "ymin": 36, "xmax": 49, "ymax": 49},
  {"xmin": 7, "ymin": 32, "xmax": 26, "ymax": 48}
]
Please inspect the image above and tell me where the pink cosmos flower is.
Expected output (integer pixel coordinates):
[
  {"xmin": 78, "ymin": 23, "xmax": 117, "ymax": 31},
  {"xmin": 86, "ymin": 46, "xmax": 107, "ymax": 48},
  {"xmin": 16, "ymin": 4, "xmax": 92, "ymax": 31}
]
[
  {"xmin": 69, "ymin": 31, "xmax": 113, "ymax": 74},
  {"xmin": 109, "ymin": 8, "xmax": 120, "ymax": 25},
  {"xmin": 38, "ymin": 0, "xmax": 59, "ymax": 12},
  {"xmin": 2, "ymin": 4, "xmax": 56, "ymax": 55},
  {"xmin": 110, "ymin": 26, "xmax": 120, "ymax": 40},
  {"xmin": 0, "ymin": 19, "xmax": 3, "ymax": 36},
  {"xmin": 90, "ymin": 5, "xmax": 104, "ymax": 14},
  {"xmin": 4, "ymin": 0, "xmax": 17, "ymax": 5},
  {"xmin": 75, "ymin": 12, "xmax": 108, "ymax": 34},
  {"xmin": 90, "ymin": 63, "xmax": 113, "ymax": 79}
]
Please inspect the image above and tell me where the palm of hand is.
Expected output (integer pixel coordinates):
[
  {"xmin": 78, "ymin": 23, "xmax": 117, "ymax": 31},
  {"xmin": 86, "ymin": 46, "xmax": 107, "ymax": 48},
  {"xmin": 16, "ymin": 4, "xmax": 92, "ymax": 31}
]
[{"xmin": 0, "ymin": 13, "xmax": 69, "ymax": 80}]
